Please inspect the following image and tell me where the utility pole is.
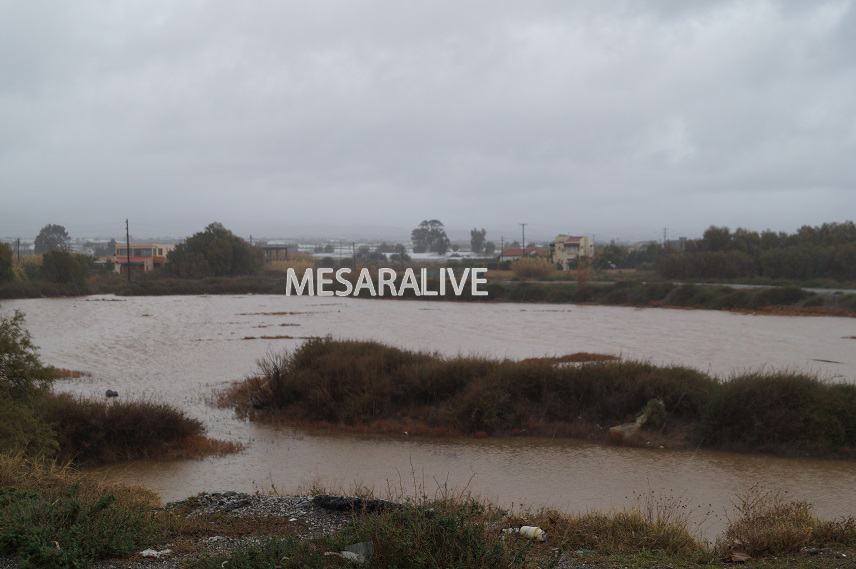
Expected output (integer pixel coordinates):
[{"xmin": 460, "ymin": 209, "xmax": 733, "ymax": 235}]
[
  {"xmin": 352, "ymin": 242, "xmax": 357, "ymax": 269},
  {"xmin": 519, "ymin": 223, "xmax": 528, "ymax": 252},
  {"xmin": 125, "ymin": 219, "xmax": 132, "ymax": 282},
  {"xmin": 663, "ymin": 227, "xmax": 668, "ymax": 248},
  {"xmin": 15, "ymin": 238, "xmax": 20, "ymax": 264},
  {"xmin": 500, "ymin": 236, "xmax": 504, "ymax": 262}
]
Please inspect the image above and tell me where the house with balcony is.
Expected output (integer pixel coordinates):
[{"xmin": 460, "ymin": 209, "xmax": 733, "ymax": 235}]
[
  {"xmin": 550, "ymin": 235, "xmax": 594, "ymax": 270},
  {"xmin": 112, "ymin": 243, "xmax": 175, "ymax": 273}
]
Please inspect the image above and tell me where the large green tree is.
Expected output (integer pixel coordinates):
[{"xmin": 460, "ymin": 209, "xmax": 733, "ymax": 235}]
[
  {"xmin": 470, "ymin": 228, "xmax": 487, "ymax": 254},
  {"xmin": 167, "ymin": 222, "xmax": 263, "ymax": 278},
  {"xmin": 33, "ymin": 224, "xmax": 70, "ymax": 254},
  {"xmin": 411, "ymin": 219, "xmax": 450, "ymax": 255}
]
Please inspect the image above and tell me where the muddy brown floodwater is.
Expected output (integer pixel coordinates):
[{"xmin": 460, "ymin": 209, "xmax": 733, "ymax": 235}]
[{"xmin": 3, "ymin": 295, "xmax": 856, "ymax": 539}]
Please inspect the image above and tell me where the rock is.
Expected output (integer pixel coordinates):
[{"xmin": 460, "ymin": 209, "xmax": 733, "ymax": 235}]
[
  {"xmin": 729, "ymin": 551, "xmax": 752, "ymax": 563},
  {"xmin": 607, "ymin": 422, "xmax": 641, "ymax": 445},
  {"xmin": 105, "ymin": 389, "xmax": 119, "ymax": 398},
  {"xmin": 222, "ymin": 499, "xmax": 251, "ymax": 512},
  {"xmin": 607, "ymin": 398, "xmax": 666, "ymax": 445}
]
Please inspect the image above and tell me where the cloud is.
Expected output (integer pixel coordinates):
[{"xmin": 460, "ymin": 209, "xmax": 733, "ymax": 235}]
[{"xmin": 1, "ymin": 0, "xmax": 854, "ymax": 241}]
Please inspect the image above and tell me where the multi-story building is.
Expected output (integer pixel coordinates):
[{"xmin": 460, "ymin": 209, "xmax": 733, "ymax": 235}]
[{"xmin": 550, "ymin": 235, "xmax": 594, "ymax": 270}]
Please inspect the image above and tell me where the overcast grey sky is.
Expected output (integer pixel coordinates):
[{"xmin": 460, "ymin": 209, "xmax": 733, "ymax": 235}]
[{"xmin": 1, "ymin": 1, "xmax": 854, "ymax": 242}]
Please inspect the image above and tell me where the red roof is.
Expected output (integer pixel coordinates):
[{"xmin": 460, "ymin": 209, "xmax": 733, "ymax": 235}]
[{"xmin": 501, "ymin": 247, "xmax": 544, "ymax": 257}]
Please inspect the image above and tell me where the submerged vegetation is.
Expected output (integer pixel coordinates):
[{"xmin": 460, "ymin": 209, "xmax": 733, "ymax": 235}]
[
  {"xmin": 0, "ymin": 309, "xmax": 238, "ymax": 465},
  {"xmin": 223, "ymin": 338, "xmax": 856, "ymax": 457}
]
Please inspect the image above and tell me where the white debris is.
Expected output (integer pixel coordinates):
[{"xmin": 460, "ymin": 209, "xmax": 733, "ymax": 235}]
[
  {"xmin": 502, "ymin": 526, "xmax": 547, "ymax": 542},
  {"xmin": 323, "ymin": 550, "xmax": 367, "ymax": 564},
  {"xmin": 140, "ymin": 548, "xmax": 173, "ymax": 559}
]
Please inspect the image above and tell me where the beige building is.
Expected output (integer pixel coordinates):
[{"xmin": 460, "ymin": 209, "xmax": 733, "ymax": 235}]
[
  {"xmin": 113, "ymin": 243, "xmax": 175, "ymax": 273},
  {"xmin": 550, "ymin": 235, "xmax": 594, "ymax": 270}
]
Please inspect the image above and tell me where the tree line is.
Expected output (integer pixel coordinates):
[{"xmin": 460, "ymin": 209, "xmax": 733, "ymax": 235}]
[{"xmin": 656, "ymin": 222, "xmax": 856, "ymax": 281}]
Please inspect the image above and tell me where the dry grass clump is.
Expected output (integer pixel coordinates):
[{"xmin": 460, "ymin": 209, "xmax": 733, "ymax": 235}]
[
  {"xmin": 0, "ymin": 453, "xmax": 158, "ymax": 509},
  {"xmin": 720, "ymin": 488, "xmax": 814, "ymax": 556},
  {"xmin": 266, "ymin": 253, "xmax": 315, "ymax": 275},
  {"xmin": 511, "ymin": 257, "xmax": 554, "ymax": 280},
  {"xmin": 511, "ymin": 491, "xmax": 702, "ymax": 558},
  {"xmin": 719, "ymin": 486, "xmax": 856, "ymax": 558}
]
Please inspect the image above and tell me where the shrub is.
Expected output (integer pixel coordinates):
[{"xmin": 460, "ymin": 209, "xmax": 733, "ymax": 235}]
[
  {"xmin": 167, "ymin": 222, "xmax": 262, "ymax": 278},
  {"xmin": 226, "ymin": 339, "xmax": 856, "ymax": 456},
  {"xmin": 0, "ymin": 310, "xmax": 53, "ymax": 399},
  {"xmin": 720, "ymin": 488, "xmax": 815, "ymax": 556},
  {"xmin": 0, "ymin": 455, "xmax": 159, "ymax": 569},
  {"xmin": 696, "ymin": 373, "xmax": 856, "ymax": 453},
  {"xmin": 341, "ymin": 499, "xmax": 528, "ymax": 569},
  {"xmin": 40, "ymin": 251, "xmax": 89, "ymax": 288},
  {"xmin": 39, "ymin": 393, "xmax": 205, "ymax": 464},
  {"xmin": 227, "ymin": 339, "xmax": 716, "ymax": 434},
  {"xmin": 0, "ymin": 398, "xmax": 58, "ymax": 458}
]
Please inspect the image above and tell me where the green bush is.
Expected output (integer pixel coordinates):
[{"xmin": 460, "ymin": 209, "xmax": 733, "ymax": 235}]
[
  {"xmin": 696, "ymin": 373, "xmax": 856, "ymax": 453},
  {"xmin": 0, "ymin": 310, "xmax": 53, "ymax": 399},
  {"xmin": 228, "ymin": 339, "xmax": 856, "ymax": 456},
  {"xmin": 166, "ymin": 222, "xmax": 262, "ymax": 278},
  {"xmin": 40, "ymin": 251, "xmax": 89, "ymax": 288},
  {"xmin": 0, "ymin": 399, "xmax": 57, "ymax": 458},
  {"xmin": 230, "ymin": 339, "xmax": 714, "ymax": 432},
  {"xmin": 341, "ymin": 500, "xmax": 527, "ymax": 569},
  {"xmin": 40, "ymin": 394, "xmax": 205, "ymax": 464},
  {"xmin": 0, "ymin": 485, "xmax": 157, "ymax": 569}
]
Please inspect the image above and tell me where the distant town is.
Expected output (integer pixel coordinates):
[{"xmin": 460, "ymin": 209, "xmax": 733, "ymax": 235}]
[{"xmin": 0, "ymin": 219, "xmax": 645, "ymax": 277}]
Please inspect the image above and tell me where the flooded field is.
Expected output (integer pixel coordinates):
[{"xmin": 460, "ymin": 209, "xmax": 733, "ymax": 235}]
[{"xmin": 4, "ymin": 294, "xmax": 856, "ymax": 537}]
